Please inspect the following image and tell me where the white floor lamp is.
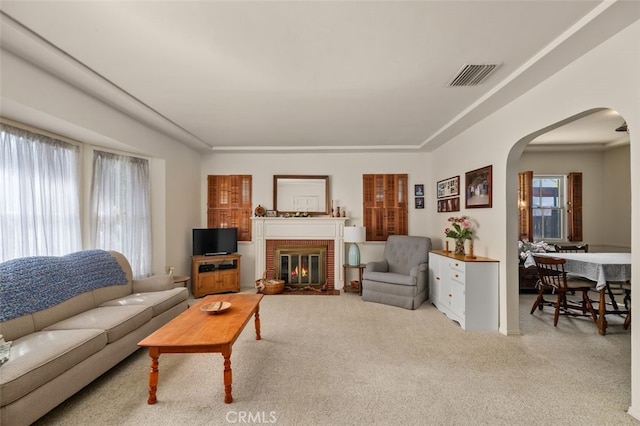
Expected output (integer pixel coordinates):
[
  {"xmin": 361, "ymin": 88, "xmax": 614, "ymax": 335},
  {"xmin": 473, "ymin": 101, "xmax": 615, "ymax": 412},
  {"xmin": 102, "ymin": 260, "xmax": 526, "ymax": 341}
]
[{"xmin": 344, "ymin": 226, "xmax": 366, "ymax": 266}]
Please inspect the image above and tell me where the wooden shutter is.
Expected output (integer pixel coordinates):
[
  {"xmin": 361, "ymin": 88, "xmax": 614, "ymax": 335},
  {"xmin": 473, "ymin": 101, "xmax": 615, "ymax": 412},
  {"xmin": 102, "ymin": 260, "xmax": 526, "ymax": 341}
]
[
  {"xmin": 518, "ymin": 171, "xmax": 533, "ymax": 241},
  {"xmin": 362, "ymin": 174, "xmax": 408, "ymax": 241},
  {"xmin": 567, "ymin": 172, "xmax": 583, "ymax": 242},
  {"xmin": 207, "ymin": 175, "xmax": 252, "ymax": 241}
]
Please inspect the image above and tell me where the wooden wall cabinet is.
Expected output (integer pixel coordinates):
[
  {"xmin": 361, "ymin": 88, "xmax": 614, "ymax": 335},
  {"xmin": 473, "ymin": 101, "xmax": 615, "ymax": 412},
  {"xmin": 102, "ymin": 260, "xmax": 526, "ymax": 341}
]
[
  {"xmin": 429, "ymin": 250, "xmax": 499, "ymax": 331},
  {"xmin": 363, "ymin": 174, "xmax": 408, "ymax": 241},
  {"xmin": 191, "ymin": 254, "xmax": 241, "ymax": 298}
]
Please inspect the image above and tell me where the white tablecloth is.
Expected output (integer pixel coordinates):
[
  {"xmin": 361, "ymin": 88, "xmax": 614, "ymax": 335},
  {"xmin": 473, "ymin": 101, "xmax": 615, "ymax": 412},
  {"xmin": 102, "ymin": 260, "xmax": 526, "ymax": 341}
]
[{"xmin": 531, "ymin": 252, "xmax": 631, "ymax": 290}]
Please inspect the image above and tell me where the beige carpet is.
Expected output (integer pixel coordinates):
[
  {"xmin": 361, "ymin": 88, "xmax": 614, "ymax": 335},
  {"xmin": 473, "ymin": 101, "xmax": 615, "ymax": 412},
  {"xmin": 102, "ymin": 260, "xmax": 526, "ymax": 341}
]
[{"xmin": 33, "ymin": 291, "xmax": 635, "ymax": 425}]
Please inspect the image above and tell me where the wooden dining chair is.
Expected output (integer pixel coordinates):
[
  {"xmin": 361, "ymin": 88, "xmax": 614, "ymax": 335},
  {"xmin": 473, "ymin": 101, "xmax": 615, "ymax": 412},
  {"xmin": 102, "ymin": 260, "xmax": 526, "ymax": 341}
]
[
  {"xmin": 554, "ymin": 244, "xmax": 589, "ymax": 253},
  {"xmin": 531, "ymin": 255, "xmax": 598, "ymax": 327},
  {"xmin": 622, "ymin": 281, "xmax": 631, "ymax": 330}
]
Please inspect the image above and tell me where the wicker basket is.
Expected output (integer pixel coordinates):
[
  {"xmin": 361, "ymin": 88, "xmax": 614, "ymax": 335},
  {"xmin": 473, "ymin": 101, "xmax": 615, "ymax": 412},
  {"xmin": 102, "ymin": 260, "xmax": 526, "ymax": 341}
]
[{"xmin": 255, "ymin": 269, "xmax": 285, "ymax": 295}]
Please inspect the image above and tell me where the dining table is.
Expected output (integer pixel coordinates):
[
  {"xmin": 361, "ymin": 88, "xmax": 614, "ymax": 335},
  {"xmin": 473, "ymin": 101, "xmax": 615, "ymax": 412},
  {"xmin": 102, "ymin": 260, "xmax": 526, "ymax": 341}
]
[{"xmin": 533, "ymin": 252, "xmax": 631, "ymax": 335}]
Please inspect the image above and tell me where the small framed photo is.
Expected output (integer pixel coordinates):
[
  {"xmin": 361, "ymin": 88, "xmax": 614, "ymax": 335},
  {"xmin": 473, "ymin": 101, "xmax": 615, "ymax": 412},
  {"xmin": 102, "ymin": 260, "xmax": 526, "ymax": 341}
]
[
  {"xmin": 465, "ymin": 165, "xmax": 492, "ymax": 208},
  {"xmin": 414, "ymin": 184, "xmax": 424, "ymax": 196},
  {"xmin": 415, "ymin": 197, "xmax": 425, "ymax": 209},
  {"xmin": 437, "ymin": 197, "xmax": 460, "ymax": 213},
  {"xmin": 266, "ymin": 210, "xmax": 277, "ymax": 217},
  {"xmin": 436, "ymin": 176, "xmax": 460, "ymax": 199}
]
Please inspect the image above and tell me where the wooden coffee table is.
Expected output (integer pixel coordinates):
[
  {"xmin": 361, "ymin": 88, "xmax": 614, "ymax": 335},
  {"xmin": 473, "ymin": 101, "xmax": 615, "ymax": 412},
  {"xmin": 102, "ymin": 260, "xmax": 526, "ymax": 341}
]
[{"xmin": 138, "ymin": 293, "xmax": 264, "ymax": 404}]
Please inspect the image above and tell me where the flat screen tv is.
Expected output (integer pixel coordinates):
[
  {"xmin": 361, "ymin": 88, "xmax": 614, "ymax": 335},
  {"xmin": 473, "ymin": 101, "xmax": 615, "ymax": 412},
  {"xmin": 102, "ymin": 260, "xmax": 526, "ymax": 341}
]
[{"xmin": 192, "ymin": 228, "xmax": 238, "ymax": 256}]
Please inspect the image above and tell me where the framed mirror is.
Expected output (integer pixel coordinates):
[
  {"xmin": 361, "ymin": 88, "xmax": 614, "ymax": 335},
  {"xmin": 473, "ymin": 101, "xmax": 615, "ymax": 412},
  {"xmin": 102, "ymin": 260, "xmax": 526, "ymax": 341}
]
[{"xmin": 273, "ymin": 175, "xmax": 329, "ymax": 215}]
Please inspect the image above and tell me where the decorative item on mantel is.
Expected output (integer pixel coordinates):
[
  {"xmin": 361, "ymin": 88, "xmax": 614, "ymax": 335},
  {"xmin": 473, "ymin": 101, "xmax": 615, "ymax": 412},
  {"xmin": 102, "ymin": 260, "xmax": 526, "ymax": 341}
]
[
  {"xmin": 444, "ymin": 215, "xmax": 473, "ymax": 256},
  {"xmin": 254, "ymin": 205, "xmax": 266, "ymax": 217},
  {"xmin": 344, "ymin": 225, "xmax": 366, "ymax": 266}
]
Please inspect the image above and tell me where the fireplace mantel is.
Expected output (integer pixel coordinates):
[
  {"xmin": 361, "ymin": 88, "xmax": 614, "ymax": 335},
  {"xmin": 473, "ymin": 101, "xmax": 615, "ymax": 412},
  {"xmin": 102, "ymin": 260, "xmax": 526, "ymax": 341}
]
[{"xmin": 252, "ymin": 217, "xmax": 348, "ymax": 289}]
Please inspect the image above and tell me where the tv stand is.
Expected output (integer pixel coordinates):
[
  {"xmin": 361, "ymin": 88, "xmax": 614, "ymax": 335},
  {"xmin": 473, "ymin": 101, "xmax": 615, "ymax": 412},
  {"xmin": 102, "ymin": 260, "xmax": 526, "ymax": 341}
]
[{"xmin": 191, "ymin": 254, "xmax": 241, "ymax": 298}]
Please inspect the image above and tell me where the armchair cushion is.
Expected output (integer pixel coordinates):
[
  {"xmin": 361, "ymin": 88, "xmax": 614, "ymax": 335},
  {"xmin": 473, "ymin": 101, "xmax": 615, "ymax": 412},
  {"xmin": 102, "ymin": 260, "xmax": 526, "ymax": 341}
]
[
  {"xmin": 364, "ymin": 272, "xmax": 415, "ymax": 286},
  {"xmin": 362, "ymin": 235, "xmax": 431, "ymax": 309},
  {"xmin": 365, "ymin": 260, "xmax": 388, "ymax": 273}
]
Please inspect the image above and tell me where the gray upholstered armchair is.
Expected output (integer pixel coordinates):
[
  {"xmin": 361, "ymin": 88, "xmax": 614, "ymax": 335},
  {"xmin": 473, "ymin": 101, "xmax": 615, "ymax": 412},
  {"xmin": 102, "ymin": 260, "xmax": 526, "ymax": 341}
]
[{"xmin": 361, "ymin": 235, "xmax": 431, "ymax": 309}]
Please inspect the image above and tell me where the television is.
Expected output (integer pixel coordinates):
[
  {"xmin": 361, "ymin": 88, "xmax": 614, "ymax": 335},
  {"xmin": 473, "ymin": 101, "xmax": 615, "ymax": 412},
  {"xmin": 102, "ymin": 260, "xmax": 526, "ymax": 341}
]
[{"xmin": 192, "ymin": 228, "xmax": 238, "ymax": 256}]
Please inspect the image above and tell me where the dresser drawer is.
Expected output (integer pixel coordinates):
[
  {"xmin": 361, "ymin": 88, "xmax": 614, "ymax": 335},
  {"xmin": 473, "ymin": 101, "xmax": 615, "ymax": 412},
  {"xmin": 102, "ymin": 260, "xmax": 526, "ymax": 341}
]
[
  {"xmin": 449, "ymin": 268, "xmax": 465, "ymax": 284},
  {"xmin": 448, "ymin": 259, "xmax": 465, "ymax": 283}
]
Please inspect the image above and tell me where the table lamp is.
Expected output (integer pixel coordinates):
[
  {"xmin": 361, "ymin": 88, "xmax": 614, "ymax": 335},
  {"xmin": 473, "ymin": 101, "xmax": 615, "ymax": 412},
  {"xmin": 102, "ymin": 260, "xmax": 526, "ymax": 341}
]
[{"xmin": 344, "ymin": 226, "xmax": 366, "ymax": 266}]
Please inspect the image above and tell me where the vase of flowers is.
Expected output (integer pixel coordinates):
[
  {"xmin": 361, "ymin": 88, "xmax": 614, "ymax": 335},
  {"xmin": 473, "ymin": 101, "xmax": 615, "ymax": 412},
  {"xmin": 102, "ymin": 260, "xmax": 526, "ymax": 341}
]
[{"xmin": 445, "ymin": 216, "xmax": 473, "ymax": 255}]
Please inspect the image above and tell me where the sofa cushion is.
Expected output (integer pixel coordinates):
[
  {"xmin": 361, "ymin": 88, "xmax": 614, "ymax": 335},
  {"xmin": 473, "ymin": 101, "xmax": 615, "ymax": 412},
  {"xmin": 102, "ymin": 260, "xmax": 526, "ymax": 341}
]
[
  {"xmin": 132, "ymin": 275, "xmax": 175, "ymax": 293},
  {"xmin": 363, "ymin": 271, "xmax": 416, "ymax": 286},
  {"xmin": 0, "ymin": 329, "xmax": 106, "ymax": 407},
  {"xmin": 100, "ymin": 288, "xmax": 188, "ymax": 317},
  {"xmin": 0, "ymin": 314, "xmax": 35, "ymax": 343},
  {"xmin": 32, "ymin": 292, "xmax": 95, "ymax": 332},
  {"xmin": 43, "ymin": 306, "xmax": 152, "ymax": 343}
]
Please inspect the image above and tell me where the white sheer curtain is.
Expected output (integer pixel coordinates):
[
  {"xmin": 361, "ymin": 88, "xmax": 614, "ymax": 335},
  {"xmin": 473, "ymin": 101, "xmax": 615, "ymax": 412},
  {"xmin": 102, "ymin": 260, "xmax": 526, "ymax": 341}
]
[
  {"xmin": 0, "ymin": 123, "xmax": 82, "ymax": 261},
  {"xmin": 91, "ymin": 150, "xmax": 151, "ymax": 277}
]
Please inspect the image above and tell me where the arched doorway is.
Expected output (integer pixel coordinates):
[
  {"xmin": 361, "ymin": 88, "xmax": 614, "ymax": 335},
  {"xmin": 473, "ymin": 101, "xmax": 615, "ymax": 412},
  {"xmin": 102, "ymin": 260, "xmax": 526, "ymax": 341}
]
[{"xmin": 504, "ymin": 106, "xmax": 632, "ymax": 410}]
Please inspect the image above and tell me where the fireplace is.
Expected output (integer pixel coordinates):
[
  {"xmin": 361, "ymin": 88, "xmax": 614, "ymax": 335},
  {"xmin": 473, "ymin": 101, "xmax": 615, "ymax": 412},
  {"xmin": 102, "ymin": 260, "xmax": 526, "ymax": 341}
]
[
  {"xmin": 252, "ymin": 217, "xmax": 348, "ymax": 290},
  {"xmin": 275, "ymin": 246, "xmax": 326, "ymax": 287},
  {"xmin": 265, "ymin": 239, "xmax": 334, "ymax": 291}
]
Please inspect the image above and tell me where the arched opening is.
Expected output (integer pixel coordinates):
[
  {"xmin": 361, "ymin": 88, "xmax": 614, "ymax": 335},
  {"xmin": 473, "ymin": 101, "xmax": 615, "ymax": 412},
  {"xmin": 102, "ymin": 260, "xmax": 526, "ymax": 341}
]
[{"xmin": 505, "ymin": 106, "xmax": 632, "ymax": 406}]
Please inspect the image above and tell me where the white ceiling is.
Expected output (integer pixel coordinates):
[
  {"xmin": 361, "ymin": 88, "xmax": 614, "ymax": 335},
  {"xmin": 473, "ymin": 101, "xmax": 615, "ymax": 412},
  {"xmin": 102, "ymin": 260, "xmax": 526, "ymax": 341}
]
[{"xmin": 0, "ymin": 1, "xmax": 635, "ymax": 153}]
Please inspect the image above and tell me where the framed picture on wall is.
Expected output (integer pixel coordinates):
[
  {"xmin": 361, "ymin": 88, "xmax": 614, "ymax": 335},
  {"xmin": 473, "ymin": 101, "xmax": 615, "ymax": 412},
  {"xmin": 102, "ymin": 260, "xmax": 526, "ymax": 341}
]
[
  {"xmin": 437, "ymin": 197, "xmax": 460, "ymax": 213},
  {"xmin": 414, "ymin": 184, "xmax": 424, "ymax": 196},
  {"xmin": 465, "ymin": 165, "xmax": 492, "ymax": 208},
  {"xmin": 436, "ymin": 176, "xmax": 460, "ymax": 199},
  {"xmin": 415, "ymin": 197, "xmax": 425, "ymax": 209}
]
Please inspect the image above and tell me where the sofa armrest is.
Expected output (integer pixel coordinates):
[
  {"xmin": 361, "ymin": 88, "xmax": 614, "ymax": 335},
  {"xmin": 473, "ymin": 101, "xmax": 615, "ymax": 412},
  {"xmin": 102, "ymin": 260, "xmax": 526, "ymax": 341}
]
[
  {"xmin": 365, "ymin": 260, "xmax": 389, "ymax": 273},
  {"xmin": 132, "ymin": 275, "xmax": 174, "ymax": 293}
]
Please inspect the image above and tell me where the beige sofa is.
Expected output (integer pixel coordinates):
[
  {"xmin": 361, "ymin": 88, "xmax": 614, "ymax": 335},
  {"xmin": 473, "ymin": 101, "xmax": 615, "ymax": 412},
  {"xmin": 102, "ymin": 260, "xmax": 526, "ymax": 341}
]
[{"xmin": 0, "ymin": 250, "xmax": 189, "ymax": 426}]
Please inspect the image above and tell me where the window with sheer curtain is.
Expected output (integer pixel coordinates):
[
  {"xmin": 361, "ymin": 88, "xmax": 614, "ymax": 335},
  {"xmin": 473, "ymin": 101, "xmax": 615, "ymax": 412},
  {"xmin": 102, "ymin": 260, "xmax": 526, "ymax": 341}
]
[
  {"xmin": 0, "ymin": 123, "xmax": 82, "ymax": 261},
  {"xmin": 91, "ymin": 150, "xmax": 151, "ymax": 278}
]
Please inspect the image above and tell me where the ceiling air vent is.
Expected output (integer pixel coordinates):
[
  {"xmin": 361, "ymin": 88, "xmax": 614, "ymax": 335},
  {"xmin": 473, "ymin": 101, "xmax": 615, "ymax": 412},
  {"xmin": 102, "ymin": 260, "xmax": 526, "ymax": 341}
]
[{"xmin": 446, "ymin": 63, "xmax": 501, "ymax": 87}]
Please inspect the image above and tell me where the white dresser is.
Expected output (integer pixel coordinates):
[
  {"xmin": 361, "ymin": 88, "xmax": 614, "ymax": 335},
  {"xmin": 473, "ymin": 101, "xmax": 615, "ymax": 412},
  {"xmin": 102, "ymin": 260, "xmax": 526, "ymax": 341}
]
[{"xmin": 429, "ymin": 250, "xmax": 499, "ymax": 331}]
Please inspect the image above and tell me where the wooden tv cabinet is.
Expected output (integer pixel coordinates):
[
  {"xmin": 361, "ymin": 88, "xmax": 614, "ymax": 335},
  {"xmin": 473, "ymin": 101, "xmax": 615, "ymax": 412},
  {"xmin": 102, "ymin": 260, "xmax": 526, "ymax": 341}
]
[{"xmin": 191, "ymin": 254, "xmax": 241, "ymax": 298}]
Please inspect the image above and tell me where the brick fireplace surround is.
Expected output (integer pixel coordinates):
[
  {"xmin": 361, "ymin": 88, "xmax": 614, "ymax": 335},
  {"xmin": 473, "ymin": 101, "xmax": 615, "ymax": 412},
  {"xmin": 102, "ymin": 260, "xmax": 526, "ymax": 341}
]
[{"xmin": 252, "ymin": 217, "xmax": 348, "ymax": 290}]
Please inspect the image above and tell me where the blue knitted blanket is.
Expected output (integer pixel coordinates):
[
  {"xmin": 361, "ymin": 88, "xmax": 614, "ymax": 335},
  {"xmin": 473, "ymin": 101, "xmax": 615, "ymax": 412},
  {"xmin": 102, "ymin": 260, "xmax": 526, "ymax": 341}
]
[{"xmin": 0, "ymin": 250, "xmax": 128, "ymax": 322}]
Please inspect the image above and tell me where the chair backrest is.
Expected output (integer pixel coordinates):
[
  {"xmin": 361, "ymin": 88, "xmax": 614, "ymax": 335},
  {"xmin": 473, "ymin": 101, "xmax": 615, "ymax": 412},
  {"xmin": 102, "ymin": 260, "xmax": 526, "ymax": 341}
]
[
  {"xmin": 554, "ymin": 244, "xmax": 588, "ymax": 253},
  {"xmin": 383, "ymin": 235, "xmax": 431, "ymax": 275},
  {"xmin": 533, "ymin": 255, "xmax": 568, "ymax": 290}
]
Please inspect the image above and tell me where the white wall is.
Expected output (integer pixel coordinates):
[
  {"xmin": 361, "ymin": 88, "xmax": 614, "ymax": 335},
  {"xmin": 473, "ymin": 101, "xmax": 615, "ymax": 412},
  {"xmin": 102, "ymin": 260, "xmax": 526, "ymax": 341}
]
[
  {"xmin": 0, "ymin": 48, "xmax": 202, "ymax": 277},
  {"xmin": 429, "ymin": 19, "xmax": 639, "ymax": 415},
  {"xmin": 200, "ymin": 151, "xmax": 431, "ymax": 284}
]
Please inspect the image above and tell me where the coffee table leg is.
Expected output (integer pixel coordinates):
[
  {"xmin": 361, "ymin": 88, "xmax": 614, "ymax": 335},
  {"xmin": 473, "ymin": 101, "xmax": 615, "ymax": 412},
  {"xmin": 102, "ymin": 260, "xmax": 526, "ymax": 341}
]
[
  {"xmin": 222, "ymin": 346, "xmax": 233, "ymax": 403},
  {"xmin": 254, "ymin": 305, "xmax": 262, "ymax": 340},
  {"xmin": 147, "ymin": 348, "xmax": 160, "ymax": 404}
]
